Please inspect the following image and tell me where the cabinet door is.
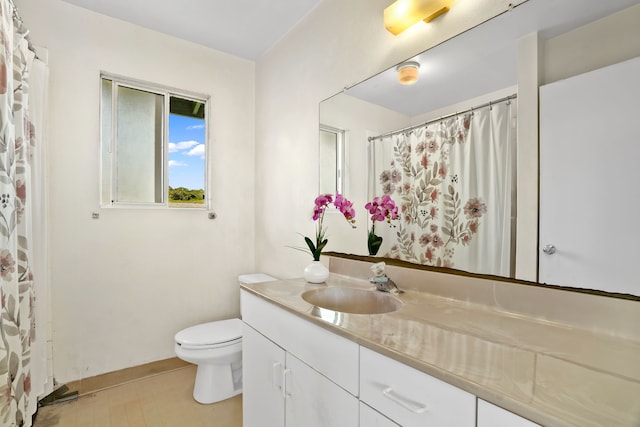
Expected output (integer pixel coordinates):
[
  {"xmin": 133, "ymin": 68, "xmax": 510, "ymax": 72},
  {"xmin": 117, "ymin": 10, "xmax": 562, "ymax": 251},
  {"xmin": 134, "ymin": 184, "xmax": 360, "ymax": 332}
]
[
  {"xmin": 477, "ymin": 399, "xmax": 539, "ymax": 427},
  {"xmin": 242, "ymin": 323, "xmax": 285, "ymax": 427},
  {"xmin": 360, "ymin": 402, "xmax": 401, "ymax": 427},
  {"xmin": 241, "ymin": 290, "xmax": 359, "ymax": 394},
  {"xmin": 539, "ymin": 57, "xmax": 640, "ymax": 295},
  {"xmin": 285, "ymin": 352, "xmax": 359, "ymax": 427}
]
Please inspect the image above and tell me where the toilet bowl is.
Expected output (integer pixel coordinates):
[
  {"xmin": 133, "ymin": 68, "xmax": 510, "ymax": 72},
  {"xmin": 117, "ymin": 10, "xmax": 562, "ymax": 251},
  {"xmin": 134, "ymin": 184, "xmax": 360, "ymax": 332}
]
[{"xmin": 174, "ymin": 273, "xmax": 276, "ymax": 404}]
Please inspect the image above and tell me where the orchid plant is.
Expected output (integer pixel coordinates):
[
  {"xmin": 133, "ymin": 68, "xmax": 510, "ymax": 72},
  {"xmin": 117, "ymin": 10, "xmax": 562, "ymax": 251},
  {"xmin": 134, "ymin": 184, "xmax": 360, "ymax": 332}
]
[
  {"xmin": 365, "ymin": 195, "xmax": 399, "ymax": 256},
  {"xmin": 303, "ymin": 193, "xmax": 356, "ymax": 261},
  {"xmin": 302, "ymin": 193, "xmax": 356, "ymax": 261}
]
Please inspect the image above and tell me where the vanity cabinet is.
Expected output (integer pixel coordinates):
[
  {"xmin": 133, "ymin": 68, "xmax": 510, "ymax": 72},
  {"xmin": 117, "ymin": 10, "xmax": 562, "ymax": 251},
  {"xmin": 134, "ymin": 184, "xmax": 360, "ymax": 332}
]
[
  {"xmin": 241, "ymin": 290, "xmax": 359, "ymax": 427},
  {"xmin": 360, "ymin": 402, "xmax": 400, "ymax": 427},
  {"xmin": 242, "ymin": 324, "xmax": 285, "ymax": 427},
  {"xmin": 242, "ymin": 289, "xmax": 537, "ymax": 427},
  {"xmin": 360, "ymin": 347, "xmax": 475, "ymax": 426},
  {"xmin": 477, "ymin": 399, "xmax": 540, "ymax": 427}
]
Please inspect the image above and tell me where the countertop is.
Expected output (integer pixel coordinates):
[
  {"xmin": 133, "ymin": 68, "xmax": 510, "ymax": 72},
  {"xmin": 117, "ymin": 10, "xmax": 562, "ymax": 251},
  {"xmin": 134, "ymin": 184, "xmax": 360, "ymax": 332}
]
[{"xmin": 241, "ymin": 274, "xmax": 640, "ymax": 427}]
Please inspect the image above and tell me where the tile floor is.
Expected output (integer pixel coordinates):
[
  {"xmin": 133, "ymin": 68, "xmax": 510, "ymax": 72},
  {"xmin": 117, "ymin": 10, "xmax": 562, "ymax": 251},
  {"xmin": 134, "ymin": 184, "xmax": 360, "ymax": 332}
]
[{"xmin": 33, "ymin": 365, "xmax": 242, "ymax": 427}]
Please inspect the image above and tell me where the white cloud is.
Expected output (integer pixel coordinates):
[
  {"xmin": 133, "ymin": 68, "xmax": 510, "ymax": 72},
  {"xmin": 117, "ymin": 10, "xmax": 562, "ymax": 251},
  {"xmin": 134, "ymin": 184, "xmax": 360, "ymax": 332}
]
[
  {"xmin": 187, "ymin": 124, "xmax": 205, "ymax": 130},
  {"xmin": 168, "ymin": 140, "xmax": 199, "ymax": 153},
  {"xmin": 187, "ymin": 144, "xmax": 205, "ymax": 158},
  {"xmin": 168, "ymin": 160, "xmax": 188, "ymax": 168}
]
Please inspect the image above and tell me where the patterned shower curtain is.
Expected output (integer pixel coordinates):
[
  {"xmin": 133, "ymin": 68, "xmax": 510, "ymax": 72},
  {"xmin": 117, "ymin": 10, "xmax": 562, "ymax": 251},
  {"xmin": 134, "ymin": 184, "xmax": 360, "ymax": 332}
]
[
  {"xmin": 370, "ymin": 98, "xmax": 516, "ymax": 277},
  {"xmin": 0, "ymin": 2, "xmax": 38, "ymax": 425}
]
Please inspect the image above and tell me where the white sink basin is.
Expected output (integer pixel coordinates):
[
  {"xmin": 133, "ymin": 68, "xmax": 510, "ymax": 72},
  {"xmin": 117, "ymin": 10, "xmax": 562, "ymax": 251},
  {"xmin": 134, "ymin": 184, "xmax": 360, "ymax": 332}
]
[{"xmin": 302, "ymin": 287, "xmax": 403, "ymax": 315}]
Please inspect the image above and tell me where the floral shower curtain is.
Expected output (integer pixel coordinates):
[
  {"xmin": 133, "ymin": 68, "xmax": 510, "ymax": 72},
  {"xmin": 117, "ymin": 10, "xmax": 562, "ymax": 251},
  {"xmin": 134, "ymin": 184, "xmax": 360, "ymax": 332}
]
[
  {"xmin": 371, "ymin": 98, "xmax": 516, "ymax": 276},
  {"xmin": 0, "ymin": 1, "xmax": 40, "ymax": 425}
]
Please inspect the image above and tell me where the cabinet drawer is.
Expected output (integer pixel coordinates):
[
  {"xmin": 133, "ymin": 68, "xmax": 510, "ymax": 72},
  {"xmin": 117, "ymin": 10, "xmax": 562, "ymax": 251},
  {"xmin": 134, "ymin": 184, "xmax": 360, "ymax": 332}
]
[
  {"xmin": 360, "ymin": 347, "xmax": 475, "ymax": 427},
  {"xmin": 241, "ymin": 290, "xmax": 359, "ymax": 395},
  {"xmin": 477, "ymin": 399, "xmax": 540, "ymax": 427}
]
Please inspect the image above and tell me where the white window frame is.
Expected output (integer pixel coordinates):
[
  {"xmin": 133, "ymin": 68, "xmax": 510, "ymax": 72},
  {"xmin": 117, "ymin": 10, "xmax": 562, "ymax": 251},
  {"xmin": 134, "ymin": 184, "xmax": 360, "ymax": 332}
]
[
  {"xmin": 100, "ymin": 72, "xmax": 210, "ymax": 209},
  {"xmin": 319, "ymin": 124, "xmax": 346, "ymax": 196}
]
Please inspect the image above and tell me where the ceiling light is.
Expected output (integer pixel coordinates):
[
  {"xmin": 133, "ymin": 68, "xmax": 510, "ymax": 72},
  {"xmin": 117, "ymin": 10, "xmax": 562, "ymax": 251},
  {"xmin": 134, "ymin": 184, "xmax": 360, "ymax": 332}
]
[
  {"xmin": 384, "ymin": 0, "xmax": 453, "ymax": 35},
  {"xmin": 396, "ymin": 61, "xmax": 420, "ymax": 85}
]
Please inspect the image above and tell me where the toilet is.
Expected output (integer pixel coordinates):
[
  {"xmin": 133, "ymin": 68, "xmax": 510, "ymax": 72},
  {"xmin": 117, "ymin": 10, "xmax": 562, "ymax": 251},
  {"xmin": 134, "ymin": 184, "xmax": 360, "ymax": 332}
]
[{"xmin": 174, "ymin": 273, "xmax": 276, "ymax": 404}]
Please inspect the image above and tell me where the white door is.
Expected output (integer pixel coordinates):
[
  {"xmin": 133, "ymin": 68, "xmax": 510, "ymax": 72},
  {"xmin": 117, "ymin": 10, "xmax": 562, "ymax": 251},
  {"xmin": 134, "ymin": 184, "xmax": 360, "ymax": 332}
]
[
  {"xmin": 242, "ymin": 323, "xmax": 286, "ymax": 427},
  {"xmin": 284, "ymin": 352, "xmax": 359, "ymax": 427},
  {"xmin": 539, "ymin": 56, "xmax": 640, "ymax": 295}
]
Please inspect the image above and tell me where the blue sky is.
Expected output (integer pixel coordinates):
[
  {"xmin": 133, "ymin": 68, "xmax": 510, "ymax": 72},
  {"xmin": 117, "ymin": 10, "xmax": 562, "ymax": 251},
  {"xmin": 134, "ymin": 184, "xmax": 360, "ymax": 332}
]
[{"xmin": 168, "ymin": 114, "xmax": 205, "ymax": 190}]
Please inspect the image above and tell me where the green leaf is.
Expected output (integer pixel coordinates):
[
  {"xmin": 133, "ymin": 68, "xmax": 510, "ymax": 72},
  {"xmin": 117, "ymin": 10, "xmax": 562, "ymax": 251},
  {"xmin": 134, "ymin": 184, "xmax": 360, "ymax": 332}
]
[
  {"xmin": 304, "ymin": 237, "xmax": 316, "ymax": 254},
  {"xmin": 317, "ymin": 239, "xmax": 328, "ymax": 253}
]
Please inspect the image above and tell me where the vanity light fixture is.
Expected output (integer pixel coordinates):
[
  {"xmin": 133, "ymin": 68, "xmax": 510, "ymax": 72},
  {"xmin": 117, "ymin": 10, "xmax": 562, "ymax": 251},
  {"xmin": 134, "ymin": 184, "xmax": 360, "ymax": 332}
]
[
  {"xmin": 384, "ymin": 0, "xmax": 453, "ymax": 35},
  {"xmin": 396, "ymin": 61, "xmax": 420, "ymax": 85}
]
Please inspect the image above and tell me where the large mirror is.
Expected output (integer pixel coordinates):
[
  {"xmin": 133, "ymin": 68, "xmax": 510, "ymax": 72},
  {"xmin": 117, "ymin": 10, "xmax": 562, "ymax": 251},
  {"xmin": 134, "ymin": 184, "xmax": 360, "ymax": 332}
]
[{"xmin": 320, "ymin": 0, "xmax": 640, "ymax": 285}]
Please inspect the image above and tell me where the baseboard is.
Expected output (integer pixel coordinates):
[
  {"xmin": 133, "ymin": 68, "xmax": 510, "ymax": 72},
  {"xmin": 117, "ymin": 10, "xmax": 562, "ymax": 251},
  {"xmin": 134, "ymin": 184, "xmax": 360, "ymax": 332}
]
[{"xmin": 64, "ymin": 357, "xmax": 191, "ymax": 396}]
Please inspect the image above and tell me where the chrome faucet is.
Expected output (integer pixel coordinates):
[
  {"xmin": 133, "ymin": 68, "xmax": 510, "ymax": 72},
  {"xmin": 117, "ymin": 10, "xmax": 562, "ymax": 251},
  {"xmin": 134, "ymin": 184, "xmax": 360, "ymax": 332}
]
[
  {"xmin": 369, "ymin": 262, "xmax": 401, "ymax": 295},
  {"xmin": 369, "ymin": 276, "xmax": 400, "ymax": 294}
]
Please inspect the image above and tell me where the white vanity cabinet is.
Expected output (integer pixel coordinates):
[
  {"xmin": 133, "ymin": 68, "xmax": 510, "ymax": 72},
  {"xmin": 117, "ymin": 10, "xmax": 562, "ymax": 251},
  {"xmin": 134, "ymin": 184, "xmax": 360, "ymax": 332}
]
[
  {"xmin": 360, "ymin": 402, "xmax": 400, "ymax": 426},
  {"xmin": 242, "ymin": 324, "xmax": 285, "ymax": 427},
  {"xmin": 477, "ymin": 399, "xmax": 540, "ymax": 427},
  {"xmin": 241, "ymin": 290, "xmax": 359, "ymax": 427},
  {"xmin": 242, "ymin": 289, "xmax": 539, "ymax": 427},
  {"xmin": 360, "ymin": 346, "xmax": 476, "ymax": 426}
]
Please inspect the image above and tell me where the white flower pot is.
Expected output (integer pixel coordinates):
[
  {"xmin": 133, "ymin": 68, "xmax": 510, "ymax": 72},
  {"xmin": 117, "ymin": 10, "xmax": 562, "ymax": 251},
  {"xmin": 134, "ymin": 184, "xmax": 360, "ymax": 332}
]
[{"xmin": 303, "ymin": 261, "xmax": 329, "ymax": 284}]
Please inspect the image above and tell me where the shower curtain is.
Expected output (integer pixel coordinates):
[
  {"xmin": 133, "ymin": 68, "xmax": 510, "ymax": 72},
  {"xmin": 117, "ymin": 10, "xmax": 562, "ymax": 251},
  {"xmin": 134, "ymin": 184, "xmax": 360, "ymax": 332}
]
[
  {"xmin": 0, "ymin": 1, "xmax": 48, "ymax": 425},
  {"xmin": 370, "ymin": 98, "xmax": 516, "ymax": 276}
]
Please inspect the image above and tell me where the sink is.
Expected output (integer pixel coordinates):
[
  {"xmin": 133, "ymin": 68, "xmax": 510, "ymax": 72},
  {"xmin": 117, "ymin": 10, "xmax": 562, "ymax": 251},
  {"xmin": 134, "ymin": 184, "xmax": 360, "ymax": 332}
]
[{"xmin": 302, "ymin": 287, "xmax": 403, "ymax": 315}]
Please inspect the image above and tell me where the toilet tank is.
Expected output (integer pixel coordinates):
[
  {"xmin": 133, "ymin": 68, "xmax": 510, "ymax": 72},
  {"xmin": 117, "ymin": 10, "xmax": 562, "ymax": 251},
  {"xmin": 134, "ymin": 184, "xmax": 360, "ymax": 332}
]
[{"xmin": 238, "ymin": 273, "xmax": 276, "ymax": 285}]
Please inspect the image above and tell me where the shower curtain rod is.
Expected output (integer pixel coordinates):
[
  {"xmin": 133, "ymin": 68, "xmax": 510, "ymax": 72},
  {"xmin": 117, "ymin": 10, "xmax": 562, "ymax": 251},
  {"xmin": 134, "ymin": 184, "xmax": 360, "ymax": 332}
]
[{"xmin": 368, "ymin": 94, "xmax": 517, "ymax": 142}]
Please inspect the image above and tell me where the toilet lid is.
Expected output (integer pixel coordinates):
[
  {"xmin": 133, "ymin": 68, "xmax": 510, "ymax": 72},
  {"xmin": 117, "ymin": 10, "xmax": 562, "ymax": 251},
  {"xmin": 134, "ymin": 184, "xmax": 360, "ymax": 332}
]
[{"xmin": 175, "ymin": 318, "xmax": 242, "ymax": 347}]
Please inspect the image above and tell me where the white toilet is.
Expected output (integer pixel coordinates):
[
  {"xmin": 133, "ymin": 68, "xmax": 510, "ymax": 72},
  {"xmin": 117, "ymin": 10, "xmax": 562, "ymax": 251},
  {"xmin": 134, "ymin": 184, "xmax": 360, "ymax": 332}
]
[{"xmin": 174, "ymin": 273, "xmax": 276, "ymax": 404}]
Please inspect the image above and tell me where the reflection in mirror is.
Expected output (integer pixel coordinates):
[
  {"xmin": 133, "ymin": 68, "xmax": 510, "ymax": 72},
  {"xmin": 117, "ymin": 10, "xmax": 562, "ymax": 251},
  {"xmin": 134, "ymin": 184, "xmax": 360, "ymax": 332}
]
[
  {"xmin": 319, "ymin": 125, "xmax": 345, "ymax": 196},
  {"xmin": 319, "ymin": 0, "xmax": 640, "ymax": 281},
  {"xmin": 368, "ymin": 97, "xmax": 517, "ymax": 277}
]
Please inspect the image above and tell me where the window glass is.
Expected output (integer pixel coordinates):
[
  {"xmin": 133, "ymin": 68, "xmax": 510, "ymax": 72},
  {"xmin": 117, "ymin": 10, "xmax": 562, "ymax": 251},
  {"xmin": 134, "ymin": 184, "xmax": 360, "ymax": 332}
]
[
  {"xmin": 116, "ymin": 86, "xmax": 163, "ymax": 203},
  {"xmin": 168, "ymin": 97, "xmax": 206, "ymax": 207},
  {"xmin": 319, "ymin": 126, "xmax": 345, "ymax": 195},
  {"xmin": 100, "ymin": 75, "xmax": 208, "ymax": 208}
]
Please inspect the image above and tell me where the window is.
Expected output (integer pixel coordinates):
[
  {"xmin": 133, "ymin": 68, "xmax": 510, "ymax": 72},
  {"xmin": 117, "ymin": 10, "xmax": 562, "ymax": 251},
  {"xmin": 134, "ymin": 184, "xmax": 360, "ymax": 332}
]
[
  {"xmin": 319, "ymin": 125, "xmax": 345, "ymax": 195},
  {"xmin": 100, "ymin": 74, "xmax": 209, "ymax": 208}
]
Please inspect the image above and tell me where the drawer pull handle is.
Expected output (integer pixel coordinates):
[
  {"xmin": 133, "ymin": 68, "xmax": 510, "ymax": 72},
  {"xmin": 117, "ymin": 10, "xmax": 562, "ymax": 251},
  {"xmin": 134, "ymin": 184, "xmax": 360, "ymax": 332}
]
[
  {"xmin": 382, "ymin": 387, "xmax": 428, "ymax": 414},
  {"xmin": 272, "ymin": 362, "xmax": 282, "ymax": 392},
  {"xmin": 283, "ymin": 368, "xmax": 292, "ymax": 398}
]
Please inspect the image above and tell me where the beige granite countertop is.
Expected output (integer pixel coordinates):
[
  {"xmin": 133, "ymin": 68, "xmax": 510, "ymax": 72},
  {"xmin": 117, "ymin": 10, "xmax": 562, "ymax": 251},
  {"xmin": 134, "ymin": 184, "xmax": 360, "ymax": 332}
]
[{"xmin": 241, "ymin": 274, "xmax": 640, "ymax": 427}]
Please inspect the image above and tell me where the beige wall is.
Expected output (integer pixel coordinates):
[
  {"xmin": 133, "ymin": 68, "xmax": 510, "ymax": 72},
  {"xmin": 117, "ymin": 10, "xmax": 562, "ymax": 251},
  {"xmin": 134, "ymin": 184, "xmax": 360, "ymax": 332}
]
[
  {"xmin": 19, "ymin": 0, "xmax": 256, "ymax": 382},
  {"xmin": 544, "ymin": 4, "xmax": 640, "ymax": 84}
]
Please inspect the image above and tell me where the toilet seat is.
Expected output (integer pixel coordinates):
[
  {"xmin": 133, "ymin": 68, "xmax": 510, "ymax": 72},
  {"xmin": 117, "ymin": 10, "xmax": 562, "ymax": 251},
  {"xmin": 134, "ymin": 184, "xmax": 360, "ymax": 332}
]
[{"xmin": 175, "ymin": 318, "xmax": 242, "ymax": 350}]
